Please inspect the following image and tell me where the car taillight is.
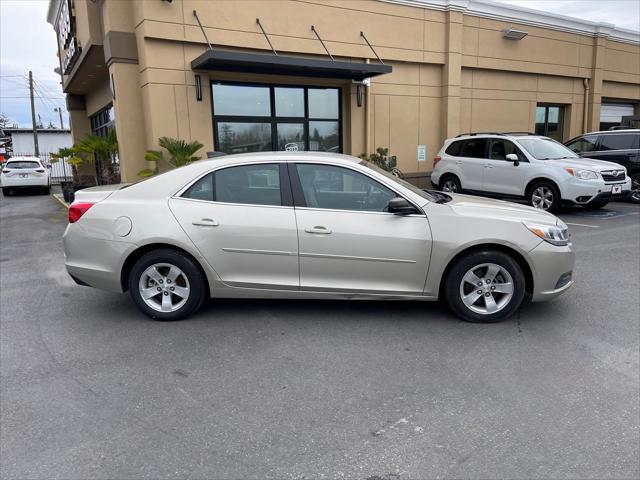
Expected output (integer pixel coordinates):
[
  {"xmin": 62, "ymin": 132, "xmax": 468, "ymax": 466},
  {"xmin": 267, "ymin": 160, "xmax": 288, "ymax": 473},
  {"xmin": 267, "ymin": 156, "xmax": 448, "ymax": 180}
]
[
  {"xmin": 1, "ymin": 169, "xmax": 10, "ymax": 174},
  {"xmin": 433, "ymin": 155, "xmax": 442, "ymax": 167},
  {"xmin": 35, "ymin": 168, "xmax": 45, "ymax": 173},
  {"xmin": 68, "ymin": 203, "xmax": 94, "ymax": 223}
]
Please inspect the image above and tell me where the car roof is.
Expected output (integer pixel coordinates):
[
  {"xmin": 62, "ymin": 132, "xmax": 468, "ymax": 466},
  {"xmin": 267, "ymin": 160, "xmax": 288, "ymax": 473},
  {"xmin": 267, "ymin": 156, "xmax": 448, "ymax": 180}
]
[
  {"xmin": 448, "ymin": 133, "xmax": 547, "ymax": 141},
  {"xmin": 583, "ymin": 129, "xmax": 640, "ymax": 135},
  {"xmin": 193, "ymin": 151, "xmax": 360, "ymax": 167}
]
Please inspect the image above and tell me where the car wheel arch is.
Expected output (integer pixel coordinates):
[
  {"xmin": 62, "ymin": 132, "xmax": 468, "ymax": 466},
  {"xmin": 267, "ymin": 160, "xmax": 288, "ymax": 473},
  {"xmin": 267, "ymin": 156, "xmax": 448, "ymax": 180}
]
[
  {"xmin": 525, "ymin": 177, "xmax": 561, "ymax": 197},
  {"xmin": 437, "ymin": 243, "xmax": 534, "ymax": 300},
  {"xmin": 120, "ymin": 243, "xmax": 211, "ymax": 297},
  {"xmin": 439, "ymin": 173, "xmax": 462, "ymax": 190}
]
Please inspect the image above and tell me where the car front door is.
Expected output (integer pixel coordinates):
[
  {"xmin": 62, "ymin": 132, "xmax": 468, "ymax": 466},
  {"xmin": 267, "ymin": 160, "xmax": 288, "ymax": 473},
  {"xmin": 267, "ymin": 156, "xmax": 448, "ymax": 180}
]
[
  {"xmin": 482, "ymin": 139, "xmax": 528, "ymax": 195},
  {"xmin": 292, "ymin": 162, "xmax": 431, "ymax": 294},
  {"xmin": 456, "ymin": 138, "xmax": 488, "ymax": 191},
  {"xmin": 168, "ymin": 163, "xmax": 299, "ymax": 289}
]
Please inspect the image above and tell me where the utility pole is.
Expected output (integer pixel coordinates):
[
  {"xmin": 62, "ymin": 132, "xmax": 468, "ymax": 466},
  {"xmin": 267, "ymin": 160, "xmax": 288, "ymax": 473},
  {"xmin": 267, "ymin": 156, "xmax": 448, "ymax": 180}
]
[
  {"xmin": 28, "ymin": 71, "xmax": 40, "ymax": 157},
  {"xmin": 54, "ymin": 107, "xmax": 64, "ymax": 129}
]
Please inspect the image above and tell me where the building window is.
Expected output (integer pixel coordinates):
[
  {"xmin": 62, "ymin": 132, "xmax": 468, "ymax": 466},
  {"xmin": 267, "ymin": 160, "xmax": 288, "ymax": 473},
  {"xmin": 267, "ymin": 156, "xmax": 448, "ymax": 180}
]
[
  {"xmin": 535, "ymin": 105, "xmax": 564, "ymax": 141},
  {"xmin": 89, "ymin": 104, "xmax": 120, "ymax": 185},
  {"xmin": 212, "ymin": 82, "xmax": 342, "ymax": 154}
]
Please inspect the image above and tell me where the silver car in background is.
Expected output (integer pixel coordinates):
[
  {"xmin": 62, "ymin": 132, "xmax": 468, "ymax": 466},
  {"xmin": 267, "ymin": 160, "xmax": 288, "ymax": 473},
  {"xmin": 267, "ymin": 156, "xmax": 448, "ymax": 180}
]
[{"xmin": 63, "ymin": 152, "xmax": 574, "ymax": 323}]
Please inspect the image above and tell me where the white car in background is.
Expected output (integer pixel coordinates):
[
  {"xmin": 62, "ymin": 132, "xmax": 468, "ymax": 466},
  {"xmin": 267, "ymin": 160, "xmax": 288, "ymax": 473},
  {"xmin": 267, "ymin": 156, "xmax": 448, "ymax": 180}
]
[
  {"xmin": 431, "ymin": 133, "xmax": 632, "ymax": 212},
  {"xmin": 1, "ymin": 157, "xmax": 51, "ymax": 196}
]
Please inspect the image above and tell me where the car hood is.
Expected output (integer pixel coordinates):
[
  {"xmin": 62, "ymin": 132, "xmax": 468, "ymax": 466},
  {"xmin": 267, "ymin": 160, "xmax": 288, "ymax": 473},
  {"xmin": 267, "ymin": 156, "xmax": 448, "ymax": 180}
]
[
  {"xmin": 543, "ymin": 157, "xmax": 623, "ymax": 171},
  {"xmin": 442, "ymin": 193, "xmax": 558, "ymax": 226}
]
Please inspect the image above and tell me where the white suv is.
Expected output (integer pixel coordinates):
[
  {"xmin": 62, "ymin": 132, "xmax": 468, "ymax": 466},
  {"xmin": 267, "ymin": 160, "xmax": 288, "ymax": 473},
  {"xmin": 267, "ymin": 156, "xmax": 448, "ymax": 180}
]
[
  {"xmin": 1, "ymin": 156, "xmax": 51, "ymax": 196},
  {"xmin": 431, "ymin": 133, "xmax": 632, "ymax": 212}
]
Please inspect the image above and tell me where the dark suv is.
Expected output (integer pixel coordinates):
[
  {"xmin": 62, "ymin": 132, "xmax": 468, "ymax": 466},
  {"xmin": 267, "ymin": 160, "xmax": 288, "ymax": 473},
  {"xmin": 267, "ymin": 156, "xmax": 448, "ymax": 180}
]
[{"xmin": 565, "ymin": 129, "xmax": 640, "ymax": 203}]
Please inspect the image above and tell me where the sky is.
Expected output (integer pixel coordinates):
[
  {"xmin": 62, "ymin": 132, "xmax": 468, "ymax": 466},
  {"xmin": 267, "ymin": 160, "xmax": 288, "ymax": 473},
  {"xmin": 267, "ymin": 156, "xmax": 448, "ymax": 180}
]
[{"xmin": 1, "ymin": 0, "xmax": 639, "ymax": 128}]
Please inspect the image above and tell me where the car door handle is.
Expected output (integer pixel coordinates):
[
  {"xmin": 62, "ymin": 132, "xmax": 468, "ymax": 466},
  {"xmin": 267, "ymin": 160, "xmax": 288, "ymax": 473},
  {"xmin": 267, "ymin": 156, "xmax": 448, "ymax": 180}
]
[
  {"xmin": 192, "ymin": 218, "xmax": 219, "ymax": 227},
  {"xmin": 305, "ymin": 226, "xmax": 332, "ymax": 235}
]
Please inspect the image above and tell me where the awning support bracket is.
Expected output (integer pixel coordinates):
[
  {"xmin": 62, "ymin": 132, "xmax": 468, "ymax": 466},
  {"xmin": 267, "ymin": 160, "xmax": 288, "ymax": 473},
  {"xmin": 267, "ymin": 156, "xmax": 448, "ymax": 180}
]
[
  {"xmin": 360, "ymin": 31, "xmax": 385, "ymax": 65},
  {"xmin": 256, "ymin": 19, "xmax": 278, "ymax": 56},
  {"xmin": 193, "ymin": 10, "xmax": 213, "ymax": 51},
  {"xmin": 311, "ymin": 25, "xmax": 334, "ymax": 61}
]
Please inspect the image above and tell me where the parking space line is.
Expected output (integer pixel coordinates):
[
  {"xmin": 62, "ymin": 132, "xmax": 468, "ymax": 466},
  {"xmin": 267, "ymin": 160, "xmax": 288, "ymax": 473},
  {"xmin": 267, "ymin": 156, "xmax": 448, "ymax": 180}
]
[{"xmin": 564, "ymin": 222, "xmax": 600, "ymax": 228}]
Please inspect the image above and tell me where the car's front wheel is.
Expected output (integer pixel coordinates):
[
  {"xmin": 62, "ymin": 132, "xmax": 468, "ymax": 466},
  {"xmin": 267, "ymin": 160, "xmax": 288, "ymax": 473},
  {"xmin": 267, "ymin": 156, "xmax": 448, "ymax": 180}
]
[
  {"xmin": 527, "ymin": 181, "xmax": 560, "ymax": 212},
  {"xmin": 129, "ymin": 249, "xmax": 206, "ymax": 321},
  {"xmin": 630, "ymin": 173, "xmax": 640, "ymax": 204},
  {"xmin": 440, "ymin": 175, "xmax": 461, "ymax": 193},
  {"xmin": 444, "ymin": 250, "xmax": 526, "ymax": 323}
]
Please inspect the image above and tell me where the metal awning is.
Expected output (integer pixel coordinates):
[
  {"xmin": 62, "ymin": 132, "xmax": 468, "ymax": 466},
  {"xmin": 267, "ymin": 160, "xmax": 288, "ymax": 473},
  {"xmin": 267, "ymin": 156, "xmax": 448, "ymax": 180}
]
[{"xmin": 191, "ymin": 50, "xmax": 392, "ymax": 81}]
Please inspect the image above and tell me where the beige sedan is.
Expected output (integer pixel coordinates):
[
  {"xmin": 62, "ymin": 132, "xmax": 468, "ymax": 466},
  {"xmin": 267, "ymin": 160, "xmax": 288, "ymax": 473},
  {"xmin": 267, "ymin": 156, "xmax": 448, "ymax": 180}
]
[{"xmin": 62, "ymin": 152, "xmax": 574, "ymax": 323}]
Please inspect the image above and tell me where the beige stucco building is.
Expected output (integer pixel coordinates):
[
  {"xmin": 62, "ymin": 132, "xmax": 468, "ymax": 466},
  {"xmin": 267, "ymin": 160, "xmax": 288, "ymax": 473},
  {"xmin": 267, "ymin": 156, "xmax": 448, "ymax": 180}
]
[{"xmin": 47, "ymin": 0, "xmax": 640, "ymax": 185}]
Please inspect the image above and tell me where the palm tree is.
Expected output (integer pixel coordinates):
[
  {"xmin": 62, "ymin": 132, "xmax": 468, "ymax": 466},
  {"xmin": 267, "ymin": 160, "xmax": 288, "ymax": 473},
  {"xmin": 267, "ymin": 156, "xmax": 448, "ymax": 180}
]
[
  {"xmin": 77, "ymin": 129, "xmax": 119, "ymax": 184},
  {"xmin": 139, "ymin": 136, "xmax": 204, "ymax": 177}
]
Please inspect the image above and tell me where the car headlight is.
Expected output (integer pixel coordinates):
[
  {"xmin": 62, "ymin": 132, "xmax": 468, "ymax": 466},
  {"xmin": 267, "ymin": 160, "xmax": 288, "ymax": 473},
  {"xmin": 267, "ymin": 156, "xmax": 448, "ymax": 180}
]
[
  {"xmin": 565, "ymin": 167, "xmax": 599, "ymax": 180},
  {"xmin": 523, "ymin": 221, "xmax": 570, "ymax": 246}
]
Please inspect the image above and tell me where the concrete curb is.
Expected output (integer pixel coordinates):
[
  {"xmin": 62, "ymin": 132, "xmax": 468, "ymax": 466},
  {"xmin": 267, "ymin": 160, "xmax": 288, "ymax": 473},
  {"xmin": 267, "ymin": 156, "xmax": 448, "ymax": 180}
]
[{"xmin": 52, "ymin": 193, "xmax": 69, "ymax": 209}]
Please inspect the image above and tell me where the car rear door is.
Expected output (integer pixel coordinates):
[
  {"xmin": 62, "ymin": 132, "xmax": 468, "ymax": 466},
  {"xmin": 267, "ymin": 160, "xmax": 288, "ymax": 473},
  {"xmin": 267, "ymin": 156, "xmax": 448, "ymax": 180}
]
[
  {"xmin": 586, "ymin": 134, "xmax": 639, "ymax": 172},
  {"xmin": 482, "ymin": 139, "xmax": 528, "ymax": 195},
  {"xmin": 291, "ymin": 162, "xmax": 431, "ymax": 294},
  {"xmin": 456, "ymin": 138, "xmax": 488, "ymax": 191},
  {"xmin": 168, "ymin": 162, "xmax": 300, "ymax": 290}
]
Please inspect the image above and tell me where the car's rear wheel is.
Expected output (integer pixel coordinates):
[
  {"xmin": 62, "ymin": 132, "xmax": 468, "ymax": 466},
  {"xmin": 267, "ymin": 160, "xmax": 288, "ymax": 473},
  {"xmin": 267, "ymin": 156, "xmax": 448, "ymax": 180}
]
[
  {"xmin": 444, "ymin": 250, "xmax": 526, "ymax": 323},
  {"xmin": 630, "ymin": 173, "xmax": 640, "ymax": 204},
  {"xmin": 440, "ymin": 175, "xmax": 461, "ymax": 193},
  {"xmin": 42, "ymin": 185, "xmax": 51, "ymax": 195},
  {"xmin": 129, "ymin": 249, "xmax": 206, "ymax": 321},
  {"xmin": 2, "ymin": 187, "xmax": 10, "ymax": 196},
  {"xmin": 582, "ymin": 199, "xmax": 609, "ymax": 210},
  {"xmin": 527, "ymin": 181, "xmax": 560, "ymax": 212}
]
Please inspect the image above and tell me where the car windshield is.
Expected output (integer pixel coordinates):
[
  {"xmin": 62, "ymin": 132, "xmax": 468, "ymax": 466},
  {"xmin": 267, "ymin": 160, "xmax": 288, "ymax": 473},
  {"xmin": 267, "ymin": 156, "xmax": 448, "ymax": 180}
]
[
  {"xmin": 6, "ymin": 161, "xmax": 40, "ymax": 169},
  {"xmin": 359, "ymin": 160, "xmax": 437, "ymax": 202},
  {"xmin": 516, "ymin": 137, "xmax": 579, "ymax": 160}
]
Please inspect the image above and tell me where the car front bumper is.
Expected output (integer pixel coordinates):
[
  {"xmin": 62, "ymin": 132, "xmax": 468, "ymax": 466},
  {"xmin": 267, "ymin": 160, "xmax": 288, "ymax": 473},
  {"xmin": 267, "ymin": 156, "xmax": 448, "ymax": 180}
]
[
  {"xmin": 528, "ymin": 240, "xmax": 575, "ymax": 302},
  {"xmin": 561, "ymin": 177, "xmax": 631, "ymax": 204}
]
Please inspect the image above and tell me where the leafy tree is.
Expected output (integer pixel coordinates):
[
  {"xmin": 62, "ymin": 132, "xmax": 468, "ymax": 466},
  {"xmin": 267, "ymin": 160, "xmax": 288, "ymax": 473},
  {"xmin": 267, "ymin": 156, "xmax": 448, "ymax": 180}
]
[
  {"xmin": 359, "ymin": 147, "xmax": 396, "ymax": 172},
  {"xmin": 0, "ymin": 113, "xmax": 11, "ymax": 132},
  {"xmin": 139, "ymin": 136, "xmax": 204, "ymax": 177}
]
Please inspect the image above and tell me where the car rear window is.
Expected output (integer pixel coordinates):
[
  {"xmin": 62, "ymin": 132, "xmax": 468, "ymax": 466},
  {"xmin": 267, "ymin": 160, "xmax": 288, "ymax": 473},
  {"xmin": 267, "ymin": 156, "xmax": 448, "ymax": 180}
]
[
  {"xmin": 445, "ymin": 140, "xmax": 462, "ymax": 156},
  {"xmin": 5, "ymin": 161, "xmax": 40, "ymax": 169},
  {"xmin": 598, "ymin": 134, "xmax": 639, "ymax": 151},
  {"xmin": 459, "ymin": 139, "xmax": 488, "ymax": 159}
]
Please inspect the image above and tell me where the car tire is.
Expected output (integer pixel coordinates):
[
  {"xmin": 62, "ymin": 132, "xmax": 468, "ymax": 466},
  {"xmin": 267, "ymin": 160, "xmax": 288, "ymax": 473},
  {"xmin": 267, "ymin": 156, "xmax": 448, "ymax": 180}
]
[
  {"xmin": 42, "ymin": 185, "xmax": 51, "ymax": 195},
  {"xmin": 527, "ymin": 181, "xmax": 560, "ymax": 213},
  {"xmin": 128, "ymin": 249, "xmax": 206, "ymax": 321},
  {"xmin": 444, "ymin": 250, "xmax": 526, "ymax": 323},
  {"xmin": 440, "ymin": 175, "xmax": 461, "ymax": 193},
  {"xmin": 2, "ymin": 187, "xmax": 10, "ymax": 196},
  {"xmin": 582, "ymin": 199, "xmax": 609, "ymax": 210},
  {"xmin": 629, "ymin": 173, "xmax": 640, "ymax": 204}
]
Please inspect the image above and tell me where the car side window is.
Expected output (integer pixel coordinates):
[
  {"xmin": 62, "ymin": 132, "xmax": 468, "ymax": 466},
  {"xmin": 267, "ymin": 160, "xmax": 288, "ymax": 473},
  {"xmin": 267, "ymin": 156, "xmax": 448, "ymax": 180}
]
[
  {"xmin": 445, "ymin": 141, "xmax": 462, "ymax": 156},
  {"xmin": 295, "ymin": 164, "xmax": 396, "ymax": 212},
  {"xmin": 459, "ymin": 139, "xmax": 488, "ymax": 159},
  {"xmin": 598, "ymin": 134, "xmax": 637, "ymax": 151},
  {"xmin": 183, "ymin": 164, "xmax": 282, "ymax": 206},
  {"xmin": 489, "ymin": 140, "xmax": 526, "ymax": 161},
  {"xmin": 566, "ymin": 135, "xmax": 598, "ymax": 153}
]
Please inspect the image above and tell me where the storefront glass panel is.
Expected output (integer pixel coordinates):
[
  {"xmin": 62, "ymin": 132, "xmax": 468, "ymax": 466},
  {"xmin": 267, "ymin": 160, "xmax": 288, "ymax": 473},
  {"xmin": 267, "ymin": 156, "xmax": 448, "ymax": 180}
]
[
  {"xmin": 212, "ymin": 84, "xmax": 271, "ymax": 116},
  {"xmin": 308, "ymin": 88, "xmax": 339, "ymax": 119},
  {"xmin": 535, "ymin": 105, "xmax": 565, "ymax": 141},
  {"xmin": 277, "ymin": 123, "xmax": 305, "ymax": 151},
  {"xmin": 308, "ymin": 121, "xmax": 340, "ymax": 152},
  {"xmin": 275, "ymin": 88, "xmax": 304, "ymax": 117},
  {"xmin": 216, "ymin": 122, "xmax": 272, "ymax": 153}
]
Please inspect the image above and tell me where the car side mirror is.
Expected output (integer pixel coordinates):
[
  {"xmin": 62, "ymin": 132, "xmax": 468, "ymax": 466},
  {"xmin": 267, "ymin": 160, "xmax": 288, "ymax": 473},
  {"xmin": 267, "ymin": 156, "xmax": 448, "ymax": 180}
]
[
  {"xmin": 506, "ymin": 153, "xmax": 519, "ymax": 166},
  {"xmin": 388, "ymin": 197, "xmax": 418, "ymax": 215}
]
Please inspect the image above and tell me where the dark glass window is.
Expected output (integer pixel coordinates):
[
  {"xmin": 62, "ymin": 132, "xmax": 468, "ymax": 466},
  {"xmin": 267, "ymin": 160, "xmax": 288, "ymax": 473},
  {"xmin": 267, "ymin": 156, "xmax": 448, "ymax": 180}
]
[
  {"xmin": 296, "ymin": 164, "xmax": 395, "ymax": 212},
  {"xmin": 89, "ymin": 104, "xmax": 119, "ymax": 185},
  {"xmin": 183, "ymin": 164, "xmax": 282, "ymax": 206},
  {"xmin": 212, "ymin": 83, "xmax": 341, "ymax": 154},
  {"xmin": 212, "ymin": 84, "xmax": 270, "ymax": 116},
  {"xmin": 445, "ymin": 141, "xmax": 462, "ymax": 156},
  {"xmin": 5, "ymin": 161, "xmax": 40, "ymax": 169},
  {"xmin": 566, "ymin": 135, "xmax": 598, "ymax": 153},
  {"xmin": 216, "ymin": 122, "xmax": 272, "ymax": 154},
  {"xmin": 598, "ymin": 134, "xmax": 638, "ymax": 151},
  {"xmin": 459, "ymin": 139, "xmax": 488, "ymax": 159},
  {"xmin": 535, "ymin": 105, "xmax": 565, "ymax": 141},
  {"xmin": 489, "ymin": 140, "xmax": 525, "ymax": 161}
]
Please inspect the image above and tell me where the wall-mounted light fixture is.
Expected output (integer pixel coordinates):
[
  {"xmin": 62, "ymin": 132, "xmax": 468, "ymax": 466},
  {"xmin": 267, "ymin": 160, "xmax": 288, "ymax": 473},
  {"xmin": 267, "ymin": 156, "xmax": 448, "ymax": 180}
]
[
  {"xmin": 502, "ymin": 27, "xmax": 528, "ymax": 40},
  {"xmin": 195, "ymin": 74, "xmax": 202, "ymax": 101}
]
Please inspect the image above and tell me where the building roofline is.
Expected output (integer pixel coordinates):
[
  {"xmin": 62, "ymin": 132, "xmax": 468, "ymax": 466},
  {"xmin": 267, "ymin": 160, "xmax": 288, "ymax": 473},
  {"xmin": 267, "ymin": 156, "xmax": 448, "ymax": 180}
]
[
  {"xmin": 381, "ymin": 0, "xmax": 640, "ymax": 45},
  {"xmin": 3, "ymin": 128, "xmax": 71, "ymax": 134}
]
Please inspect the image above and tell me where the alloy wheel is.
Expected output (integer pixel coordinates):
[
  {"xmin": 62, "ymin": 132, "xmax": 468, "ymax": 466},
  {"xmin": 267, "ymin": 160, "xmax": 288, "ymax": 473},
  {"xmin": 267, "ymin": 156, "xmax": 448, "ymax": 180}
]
[
  {"xmin": 459, "ymin": 263, "xmax": 514, "ymax": 315},
  {"xmin": 631, "ymin": 176, "xmax": 640, "ymax": 203},
  {"xmin": 531, "ymin": 186, "xmax": 554, "ymax": 210},
  {"xmin": 442, "ymin": 179, "xmax": 459, "ymax": 193},
  {"xmin": 138, "ymin": 263, "xmax": 191, "ymax": 312}
]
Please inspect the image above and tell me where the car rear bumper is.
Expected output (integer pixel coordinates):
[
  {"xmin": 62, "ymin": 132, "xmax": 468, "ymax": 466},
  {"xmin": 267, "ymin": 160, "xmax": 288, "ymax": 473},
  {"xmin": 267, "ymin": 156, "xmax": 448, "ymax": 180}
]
[
  {"xmin": 528, "ymin": 241, "xmax": 575, "ymax": 302},
  {"xmin": 1, "ymin": 175, "xmax": 49, "ymax": 188}
]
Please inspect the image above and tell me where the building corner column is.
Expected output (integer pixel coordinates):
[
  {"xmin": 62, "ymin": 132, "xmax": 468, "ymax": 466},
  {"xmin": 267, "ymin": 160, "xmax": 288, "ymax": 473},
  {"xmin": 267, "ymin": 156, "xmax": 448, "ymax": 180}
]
[
  {"xmin": 442, "ymin": 9, "xmax": 463, "ymax": 139},
  {"xmin": 587, "ymin": 34, "xmax": 607, "ymax": 132}
]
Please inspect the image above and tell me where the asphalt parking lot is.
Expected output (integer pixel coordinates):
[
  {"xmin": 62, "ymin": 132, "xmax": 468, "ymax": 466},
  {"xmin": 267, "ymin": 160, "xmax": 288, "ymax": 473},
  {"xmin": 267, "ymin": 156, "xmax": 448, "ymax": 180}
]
[{"xmin": 1, "ymin": 192, "xmax": 639, "ymax": 480}]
